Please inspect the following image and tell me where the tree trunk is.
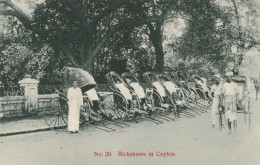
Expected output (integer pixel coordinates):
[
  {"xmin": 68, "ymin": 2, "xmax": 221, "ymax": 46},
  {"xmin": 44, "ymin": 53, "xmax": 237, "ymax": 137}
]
[
  {"xmin": 231, "ymin": 0, "xmax": 241, "ymax": 39},
  {"xmin": 83, "ymin": 49, "xmax": 95, "ymax": 72},
  {"xmin": 148, "ymin": 22, "xmax": 164, "ymax": 73},
  {"xmin": 153, "ymin": 37, "xmax": 164, "ymax": 73}
]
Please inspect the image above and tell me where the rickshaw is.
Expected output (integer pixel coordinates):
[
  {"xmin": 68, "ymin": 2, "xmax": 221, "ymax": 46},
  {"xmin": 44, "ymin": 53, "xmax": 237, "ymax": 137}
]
[
  {"xmin": 217, "ymin": 75, "xmax": 251, "ymax": 132},
  {"xmin": 106, "ymin": 71, "xmax": 167, "ymax": 123},
  {"xmin": 143, "ymin": 72, "xmax": 195, "ymax": 118},
  {"xmin": 105, "ymin": 71, "xmax": 137, "ymax": 120},
  {"xmin": 158, "ymin": 73, "xmax": 206, "ymax": 114},
  {"xmin": 121, "ymin": 72, "xmax": 175, "ymax": 122},
  {"xmin": 163, "ymin": 70, "xmax": 209, "ymax": 109},
  {"xmin": 191, "ymin": 75, "xmax": 212, "ymax": 100},
  {"xmin": 231, "ymin": 75, "xmax": 251, "ymax": 131},
  {"xmin": 121, "ymin": 72, "xmax": 163, "ymax": 110},
  {"xmin": 171, "ymin": 72, "xmax": 212, "ymax": 108},
  {"xmin": 43, "ymin": 67, "xmax": 128, "ymax": 132}
]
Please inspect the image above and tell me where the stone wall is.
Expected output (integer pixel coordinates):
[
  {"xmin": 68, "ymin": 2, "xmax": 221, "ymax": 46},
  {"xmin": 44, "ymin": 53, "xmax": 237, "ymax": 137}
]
[
  {"xmin": 38, "ymin": 94, "xmax": 59, "ymax": 112},
  {"xmin": 0, "ymin": 96, "xmax": 27, "ymax": 118},
  {"xmin": 0, "ymin": 94, "xmax": 58, "ymax": 118}
]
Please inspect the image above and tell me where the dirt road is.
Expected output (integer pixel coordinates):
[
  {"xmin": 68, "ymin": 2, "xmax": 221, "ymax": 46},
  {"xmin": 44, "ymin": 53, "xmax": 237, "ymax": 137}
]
[{"xmin": 0, "ymin": 100, "xmax": 259, "ymax": 165}]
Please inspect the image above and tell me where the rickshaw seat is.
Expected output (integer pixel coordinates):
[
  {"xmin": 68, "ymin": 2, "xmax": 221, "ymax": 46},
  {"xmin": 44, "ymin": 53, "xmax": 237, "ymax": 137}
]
[
  {"xmin": 152, "ymin": 82, "xmax": 166, "ymax": 97},
  {"xmin": 85, "ymin": 88, "xmax": 99, "ymax": 101},
  {"xmin": 163, "ymin": 81, "xmax": 177, "ymax": 94},
  {"xmin": 115, "ymin": 83, "xmax": 132, "ymax": 100},
  {"xmin": 130, "ymin": 82, "xmax": 145, "ymax": 99}
]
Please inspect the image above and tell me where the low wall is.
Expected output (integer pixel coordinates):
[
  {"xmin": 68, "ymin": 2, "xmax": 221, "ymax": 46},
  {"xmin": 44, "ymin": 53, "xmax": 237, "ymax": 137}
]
[
  {"xmin": 38, "ymin": 94, "xmax": 59, "ymax": 112},
  {"xmin": 0, "ymin": 94, "xmax": 58, "ymax": 118},
  {"xmin": 0, "ymin": 96, "xmax": 27, "ymax": 118}
]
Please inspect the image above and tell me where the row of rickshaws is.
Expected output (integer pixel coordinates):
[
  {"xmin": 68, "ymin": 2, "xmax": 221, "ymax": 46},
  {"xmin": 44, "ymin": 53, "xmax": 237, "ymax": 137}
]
[{"xmin": 43, "ymin": 67, "xmax": 251, "ymax": 132}]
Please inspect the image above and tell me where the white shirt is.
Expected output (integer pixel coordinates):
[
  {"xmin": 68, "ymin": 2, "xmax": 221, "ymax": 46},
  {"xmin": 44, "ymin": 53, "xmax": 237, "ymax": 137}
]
[
  {"xmin": 222, "ymin": 82, "xmax": 239, "ymax": 96},
  {"xmin": 67, "ymin": 87, "xmax": 83, "ymax": 106},
  {"xmin": 211, "ymin": 84, "xmax": 222, "ymax": 97}
]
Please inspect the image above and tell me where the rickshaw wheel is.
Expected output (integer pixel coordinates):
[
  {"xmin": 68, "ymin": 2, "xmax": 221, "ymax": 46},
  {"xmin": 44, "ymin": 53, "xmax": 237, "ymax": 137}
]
[
  {"xmin": 195, "ymin": 88, "xmax": 211, "ymax": 108},
  {"xmin": 153, "ymin": 90, "xmax": 163, "ymax": 109},
  {"xmin": 80, "ymin": 99, "xmax": 91, "ymax": 123},
  {"xmin": 183, "ymin": 89, "xmax": 196, "ymax": 107},
  {"xmin": 125, "ymin": 96, "xmax": 142, "ymax": 120},
  {"xmin": 187, "ymin": 88, "xmax": 202, "ymax": 108},
  {"xmin": 101, "ymin": 93, "xmax": 128, "ymax": 120},
  {"xmin": 44, "ymin": 97, "xmax": 68, "ymax": 130},
  {"xmin": 188, "ymin": 88, "xmax": 198, "ymax": 101},
  {"xmin": 181, "ymin": 88, "xmax": 190, "ymax": 98}
]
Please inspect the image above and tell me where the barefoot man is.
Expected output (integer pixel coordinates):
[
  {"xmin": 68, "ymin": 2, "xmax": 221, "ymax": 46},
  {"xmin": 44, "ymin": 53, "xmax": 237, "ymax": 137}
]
[
  {"xmin": 67, "ymin": 80, "xmax": 83, "ymax": 133},
  {"xmin": 222, "ymin": 72, "xmax": 239, "ymax": 135}
]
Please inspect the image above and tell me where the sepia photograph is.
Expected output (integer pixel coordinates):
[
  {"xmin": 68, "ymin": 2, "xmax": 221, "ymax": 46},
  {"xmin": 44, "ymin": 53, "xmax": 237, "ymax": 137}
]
[{"xmin": 0, "ymin": 0, "xmax": 260, "ymax": 165}]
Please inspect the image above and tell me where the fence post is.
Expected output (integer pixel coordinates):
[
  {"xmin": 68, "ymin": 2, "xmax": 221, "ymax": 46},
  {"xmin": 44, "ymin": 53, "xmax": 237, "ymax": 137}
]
[{"xmin": 18, "ymin": 78, "xmax": 39, "ymax": 113}]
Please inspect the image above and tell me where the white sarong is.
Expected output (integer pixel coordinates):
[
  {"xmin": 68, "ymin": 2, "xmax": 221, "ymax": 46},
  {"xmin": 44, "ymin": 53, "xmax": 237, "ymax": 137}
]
[
  {"xmin": 224, "ymin": 95, "xmax": 237, "ymax": 121},
  {"xmin": 67, "ymin": 87, "xmax": 83, "ymax": 132},
  {"xmin": 68, "ymin": 99, "xmax": 80, "ymax": 131}
]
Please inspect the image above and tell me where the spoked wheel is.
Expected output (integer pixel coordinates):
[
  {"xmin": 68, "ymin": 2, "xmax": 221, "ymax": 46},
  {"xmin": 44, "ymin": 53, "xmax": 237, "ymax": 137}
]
[
  {"xmin": 80, "ymin": 99, "xmax": 92, "ymax": 123},
  {"xmin": 240, "ymin": 104, "xmax": 247, "ymax": 128},
  {"xmin": 152, "ymin": 90, "xmax": 168, "ymax": 115},
  {"xmin": 195, "ymin": 88, "xmax": 210, "ymax": 108},
  {"xmin": 218, "ymin": 112, "xmax": 223, "ymax": 131},
  {"xmin": 187, "ymin": 88, "xmax": 199, "ymax": 107},
  {"xmin": 101, "ymin": 93, "xmax": 128, "ymax": 120},
  {"xmin": 187, "ymin": 88, "xmax": 203, "ymax": 108},
  {"xmin": 44, "ymin": 97, "xmax": 68, "ymax": 130},
  {"xmin": 153, "ymin": 90, "xmax": 163, "ymax": 109},
  {"xmin": 218, "ymin": 104, "xmax": 226, "ymax": 131},
  {"xmin": 181, "ymin": 88, "xmax": 190, "ymax": 98},
  {"xmin": 218, "ymin": 113, "xmax": 221, "ymax": 131},
  {"xmin": 202, "ymin": 98, "xmax": 212, "ymax": 108}
]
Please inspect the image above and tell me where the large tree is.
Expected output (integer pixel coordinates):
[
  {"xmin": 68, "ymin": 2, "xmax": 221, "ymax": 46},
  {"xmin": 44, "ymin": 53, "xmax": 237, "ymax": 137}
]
[
  {"xmin": 0, "ymin": 0, "xmax": 135, "ymax": 72},
  {"xmin": 1, "ymin": 0, "xmax": 259, "ymax": 79},
  {"xmin": 118, "ymin": 0, "xmax": 179, "ymax": 72},
  {"xmin": 0, "ymin": 0, "xmax": 181, "ymax": 73}
]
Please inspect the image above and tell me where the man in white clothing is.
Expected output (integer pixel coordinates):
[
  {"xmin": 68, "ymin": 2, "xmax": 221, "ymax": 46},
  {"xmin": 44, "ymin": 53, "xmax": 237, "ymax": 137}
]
[
  {"xmin": 67, "ymin": 80, "xmax": 83, "ymax": 133},
  {"xmin": 211, "ymin": 77, "xmax": 222, "ymax": 128},
  {"xmin": 222, "ymin": 72, "xmax": 239, "ymax": 135}
]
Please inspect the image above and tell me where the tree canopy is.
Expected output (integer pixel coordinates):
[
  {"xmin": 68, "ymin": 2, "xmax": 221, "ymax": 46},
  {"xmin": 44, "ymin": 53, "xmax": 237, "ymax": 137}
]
[{"xmin": 0, "ymin": 0, "xmax": 260, "ymax": 86}]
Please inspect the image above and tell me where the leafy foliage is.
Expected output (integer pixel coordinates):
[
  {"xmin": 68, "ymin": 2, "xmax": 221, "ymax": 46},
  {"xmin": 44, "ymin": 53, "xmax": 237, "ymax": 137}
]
[
  {"xmin": 0, "ymin": 43, "xmax": 33, "ymax": 85},
  {"xmin": 0, "ymin": 43, "xmax": 63, "ymax": 86},
  {"xmin": 1, "ymin": 0, "xmax": 260, "ymax": 90}
]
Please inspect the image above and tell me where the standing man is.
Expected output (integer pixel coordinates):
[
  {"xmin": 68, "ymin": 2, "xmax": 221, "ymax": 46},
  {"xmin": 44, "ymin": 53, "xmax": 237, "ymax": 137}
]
[
  {"xmin": 222, "ymin": 72, "xmax": 239, "ymax": 135},
  {"xmin": 210, "ymin": 75, "xmax": 222, "ymax": 128},
  {"xmin": 67, "ymin": 80, "xmax": 83, "ymax": 133}
]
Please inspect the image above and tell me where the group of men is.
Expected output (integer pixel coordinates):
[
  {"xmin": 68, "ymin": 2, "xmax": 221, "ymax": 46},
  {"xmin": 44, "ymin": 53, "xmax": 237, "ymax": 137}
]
[
  {"xmin": 211, "ymin": 72, "xmax": 240, "ymax": 135},
  {"xmin": 66, "ymin": 72, "xmax": 242, "ymax": 135}
]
